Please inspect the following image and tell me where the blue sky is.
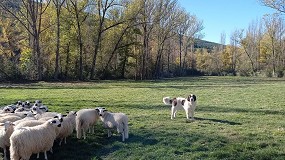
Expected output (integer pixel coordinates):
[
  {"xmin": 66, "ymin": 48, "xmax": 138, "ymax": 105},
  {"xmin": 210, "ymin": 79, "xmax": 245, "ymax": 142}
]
[{"xmin": 178, "ymin": 0, "xmax": 277, "ymax": 44}]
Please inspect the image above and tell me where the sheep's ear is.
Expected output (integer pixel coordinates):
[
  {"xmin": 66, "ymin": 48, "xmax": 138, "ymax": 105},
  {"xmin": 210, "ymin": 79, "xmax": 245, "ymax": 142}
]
[
  {"xmin": 102, "ymin": 107, "xmax": 106, "ymax": 110},
  {"xmin": 50, "ymin": 120, "xmax": 56, "ymax": 124},
  {"xmin": 0, "ymin": 123, "xmax": 4, "ymax": 126},
  {"xmin": 95, "ymin": 108, "xmax": 99, "ymax": 112},
  {"xmin": 63, "ymin": 115, "xmax": 67, "ymax": 117},
  {"xmin": 54, "ymin": 116, "xmax": 59, "ymax": 118},
  {"xmin": 104, "ymin": 110, "xmax": 108, "ymax": 112}
]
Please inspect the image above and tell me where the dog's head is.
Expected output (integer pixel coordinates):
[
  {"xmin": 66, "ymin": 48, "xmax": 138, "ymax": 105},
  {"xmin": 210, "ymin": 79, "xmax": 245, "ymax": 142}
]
[{"xmin": 187, "ymin": 94, "xmax": 196, "ymax": 102}]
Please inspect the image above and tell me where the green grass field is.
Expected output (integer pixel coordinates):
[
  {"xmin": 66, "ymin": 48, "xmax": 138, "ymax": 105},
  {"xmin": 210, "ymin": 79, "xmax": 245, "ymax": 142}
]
[{"xmin": 1, "ymin": 76, "xmax": 285, "ymax": 160}]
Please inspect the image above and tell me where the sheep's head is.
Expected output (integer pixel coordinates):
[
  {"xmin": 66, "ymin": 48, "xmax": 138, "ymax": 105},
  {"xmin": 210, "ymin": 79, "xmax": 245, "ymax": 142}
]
[
  {"xmin": 24, "ymin": 101, "xmax": 31, "ymax": 107},
  {"xmin": 96, "ymin": 107, "xmax": 107, "ymax": 117},
  {"xmin": 3, "ymin": 106, "xmax": 14, "ymax": 113},
  {"xmin": 31, "ymin": 106, "xmax": 38, "ymax": 113},
  {"xmin": 66, "ymin": 111, "xmax": 77, "ymax": 116},
  {"xmin": 16, "ymin": 101, "xmax": 22, "ymax": 106},
  {"xmin": 54, "ymin": 113, "xmax": 64, "ymax": 122},
  {"xmin": 15, "ymin": 107, "xmax": 25, "ymax": 112},
  {"xmin": 0, "ymin": 121, "xmax": 15, "ymax": 131},
  {"xmin": 48, "ymin": 118, "xmax": 62, "ymax": 127}
]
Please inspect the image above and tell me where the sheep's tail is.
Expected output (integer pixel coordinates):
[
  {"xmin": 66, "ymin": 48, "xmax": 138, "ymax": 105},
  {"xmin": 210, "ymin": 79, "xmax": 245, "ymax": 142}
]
[
  {"xmin": 163, "ymin": 97, "xmax": 172, "ymax": 105},
  {"xmin": 76, "ymin": 118, "xmax": 82, "ymax": 139},
  {"xmin": 123, "ymin": 118, "xmax": 129, "ymax": 139},
  {"xmin": 10, "ymin": 137, "xmax": 20, "ymax": 160}
]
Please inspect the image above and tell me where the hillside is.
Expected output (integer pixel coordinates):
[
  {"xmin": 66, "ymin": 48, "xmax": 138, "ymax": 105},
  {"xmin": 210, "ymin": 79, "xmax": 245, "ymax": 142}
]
[{"xmin": 194, "ymin": 39, "xmax": 222, "ymax": 50}]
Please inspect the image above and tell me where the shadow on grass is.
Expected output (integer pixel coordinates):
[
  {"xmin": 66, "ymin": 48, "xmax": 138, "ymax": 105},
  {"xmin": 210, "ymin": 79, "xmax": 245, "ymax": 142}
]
[
  {"xmin": 195, "ymin": 117, "xmax": 242, "ymax": 125},
  {"xmin": 200, "ymin": 105, "xmax": 285, "ymax": 116}
]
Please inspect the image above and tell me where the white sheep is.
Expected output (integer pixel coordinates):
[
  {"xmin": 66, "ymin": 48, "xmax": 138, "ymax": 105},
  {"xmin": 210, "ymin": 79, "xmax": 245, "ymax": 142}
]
[
  {"xmin": 14, "ymin": 120, "xmax": 44, "ymax": 130},
  {"xmin": 75, "ymin": 108, "xmax": 99, "ymax": 139},
  {"xmin": 14, "ymin": 106, "xmax": 31, "ymax": 113},
  {"xmin": 57, "ymin": 111, "xmax": 77, "ymax": 145},
  {"xmin": 97, "ymin": 107, "xmax": 129, "ymax": 142},
  {"xmin": 0, "ymin": 112, "xmax": 31, "ymax": 119},
  {"xmin": 10, "ymin": 118, "xmax": 62, "ymax": 160},
  {"xmin": 31, "ymin": 105, "xmax": 48, "ymax": 114},
  {"xmin": 13, "ymin": 112, "xmax": 36, "ymax": 125},
  {"xmin": 0, "ymin": 105, "xmax": 14, "ymax": 114},
  {"xmin": 23, "ymin": 101, "xmax": 32, "ymax": 108},
  {"xmin": 0, "ymin": 121, "xmax": 15, "ymax": 160},
  {"xmin": 0, "ymin": 115, "xmax": 22, "ymax": 123}
]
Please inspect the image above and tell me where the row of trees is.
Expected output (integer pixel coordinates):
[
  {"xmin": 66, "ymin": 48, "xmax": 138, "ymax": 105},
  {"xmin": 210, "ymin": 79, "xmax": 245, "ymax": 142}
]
[
  {"xmin": 0, "ymin": 0, "xmax": 204, "ymax": 80},
  {"xmin": 197, "ymin": 13, "xmax": 285, "ymax": 77},
  {"xmin": 0, "ymin": 0, "xmax": 284, "ymax": 81},
  {"xmin": 194, "ymin": 0, "xmax": 285, "ymax": 77}
]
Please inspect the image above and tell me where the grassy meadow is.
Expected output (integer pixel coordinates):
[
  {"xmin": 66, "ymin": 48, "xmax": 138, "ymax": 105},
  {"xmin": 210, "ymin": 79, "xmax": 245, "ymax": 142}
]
[{"xmin": 1, "ymin": 76, "xmax": 285, "ymax": 160}]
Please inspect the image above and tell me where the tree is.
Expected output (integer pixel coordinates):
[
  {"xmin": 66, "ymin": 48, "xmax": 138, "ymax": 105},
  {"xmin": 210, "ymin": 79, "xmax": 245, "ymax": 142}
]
[
  {"xmin": 263, "ymin": 13, "xmax": 284, "ymax": 76},
  {"xmin": 65, "ymin": 0, "xmax": 89, "ymax": 80},
  {"xmin": 52, "ymin": 0, "xmax": 65, "ymax": 79},
  {"xmin": 0, "ymin": 0, "xmax": 52, "ymax": 80},
  {"xmin": 260, "ymin": 0, "xmax": 285, "ymax": 13},
  {"xmin": 89, "ymin": 0, "xmax": 128, "ymax": 79}
]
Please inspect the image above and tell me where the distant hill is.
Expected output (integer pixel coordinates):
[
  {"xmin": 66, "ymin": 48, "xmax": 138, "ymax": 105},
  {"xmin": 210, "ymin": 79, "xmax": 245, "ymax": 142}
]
[{"xmin": 194, "ymin": 39, "xmax": 222, "ymax": 50}]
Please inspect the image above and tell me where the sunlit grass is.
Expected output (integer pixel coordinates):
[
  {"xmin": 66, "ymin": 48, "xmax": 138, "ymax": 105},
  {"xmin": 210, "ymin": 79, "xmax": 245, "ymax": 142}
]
[{"xmin": 0, "ymin": 76, "xmax": 285, "ymax": 159}]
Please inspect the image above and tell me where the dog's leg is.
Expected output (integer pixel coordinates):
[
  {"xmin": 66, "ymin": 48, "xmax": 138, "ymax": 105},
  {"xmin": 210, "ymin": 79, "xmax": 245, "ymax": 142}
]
[
  {"xmin": 185, "ymin": 109, "xmax": 189, "ymax": 119},
  {"xmin": 171, "ymin": 107, "xmax": 175, "ymax": 119},
  {"xmin": 190, "ymin": 106, "xmax": 195, "ymax": 121},
  {"xmin": 189, "ymin": 109, "xmax": 195, "ymax": 120}
]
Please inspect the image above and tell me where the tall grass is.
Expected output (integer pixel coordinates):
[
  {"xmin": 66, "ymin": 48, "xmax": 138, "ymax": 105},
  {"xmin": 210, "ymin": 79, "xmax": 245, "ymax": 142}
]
[{"xmin": 1, "ymin": 76, "xmax": 285, "ymax": 160}]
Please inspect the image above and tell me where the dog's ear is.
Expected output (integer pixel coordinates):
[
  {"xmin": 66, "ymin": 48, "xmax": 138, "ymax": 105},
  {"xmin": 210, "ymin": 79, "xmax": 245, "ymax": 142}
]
[
  {"xmin": 181, "ymin": 100, "xmax": 185, "ymax": 106},
  {"xmin": 187, "ymin": 96, "xmax": 191, "ymax": 101},
  {"xmin": 192, "ymin": 94, "xmax": 197, "ymax": 101},
  {"xmin": 172, "ymin": 98, "xmax": 177, "ymax": 106}
]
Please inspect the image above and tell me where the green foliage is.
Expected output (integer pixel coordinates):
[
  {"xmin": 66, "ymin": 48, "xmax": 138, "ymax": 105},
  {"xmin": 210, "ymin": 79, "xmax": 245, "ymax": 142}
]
[{"xmin": 1, "ymin": 0, "xmax": 285, "ymax": 80}]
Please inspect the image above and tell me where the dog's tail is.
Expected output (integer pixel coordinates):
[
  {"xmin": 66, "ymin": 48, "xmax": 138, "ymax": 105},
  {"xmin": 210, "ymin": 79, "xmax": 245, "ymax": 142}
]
[{"xmin": 163, "ymin": 97, "xmax": 173, "ymax": 105}]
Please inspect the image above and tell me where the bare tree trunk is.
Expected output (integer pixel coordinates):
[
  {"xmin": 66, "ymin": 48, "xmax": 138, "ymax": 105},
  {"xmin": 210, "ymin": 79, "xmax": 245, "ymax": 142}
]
[{"xmin": 53, "ymin": 0, "xmax": 65, "ymax": 80}]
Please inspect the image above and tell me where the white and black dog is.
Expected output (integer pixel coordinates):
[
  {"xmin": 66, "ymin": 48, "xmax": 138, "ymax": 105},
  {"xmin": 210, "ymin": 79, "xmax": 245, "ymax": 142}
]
[{"xmin": 163, "ymin": 94, "xmax": 197, "ymax": 120}]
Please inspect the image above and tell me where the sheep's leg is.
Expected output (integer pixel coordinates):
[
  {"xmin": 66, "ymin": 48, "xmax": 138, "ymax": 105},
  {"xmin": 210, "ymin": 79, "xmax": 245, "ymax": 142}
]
[
  {"xmin": 59, "ymin": 139, "xmax": 63, "ymax": 146},
  {"xmin": 64, "ymin": 137, "xmax": 67, "ymax": 144},
  {"xmin": 107, "ymin": 129, "xmax": 111, "ymax": 137},
  {"xmin": 76, "ymin": 129, "xmax": 81, "ymax": 139},
  {"xmin": 83, "ymin": 129, "xmax": 86, "ymax": 139},
  {"xmin": 37, "ymin": 153, "xmax": 40, "ymax": 158},
  {"xmin": 122, "ymin": 132, "xmax": 125, "ymax": 142},
  {"xmin": 3, "ymin": 148, "xmax": 7, "ymax": 160},
  {"xmin": 44, "ymin": 151, "xmax": 48, "ymax": 160}
]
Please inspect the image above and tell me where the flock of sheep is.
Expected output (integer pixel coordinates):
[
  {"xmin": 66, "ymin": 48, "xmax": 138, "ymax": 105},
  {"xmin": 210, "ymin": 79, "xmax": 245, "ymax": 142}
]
[{"xmin": 0, "ymin": 100, "xmax": 129, "ymax": 160}]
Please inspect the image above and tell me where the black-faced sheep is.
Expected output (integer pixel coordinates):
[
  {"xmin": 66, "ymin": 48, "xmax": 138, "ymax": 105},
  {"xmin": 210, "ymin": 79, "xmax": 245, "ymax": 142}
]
[{"xmin": 10, "ymin": 118, "xmax": 62, "ymax": 160}]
